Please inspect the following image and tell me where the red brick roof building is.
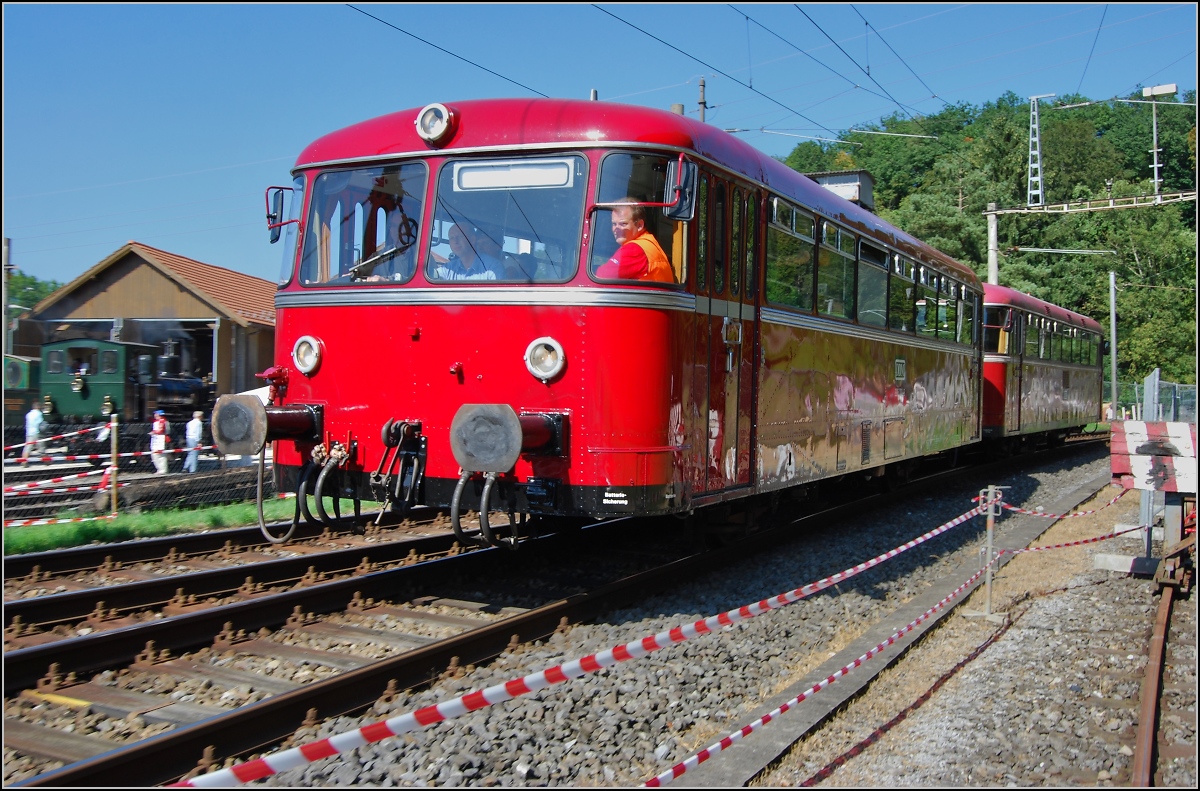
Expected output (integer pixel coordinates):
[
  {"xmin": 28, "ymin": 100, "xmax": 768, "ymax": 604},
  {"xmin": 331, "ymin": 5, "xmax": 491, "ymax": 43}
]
[{"xmin": 18, "ymin": 242, "xmax": 276, "ymax": 396}]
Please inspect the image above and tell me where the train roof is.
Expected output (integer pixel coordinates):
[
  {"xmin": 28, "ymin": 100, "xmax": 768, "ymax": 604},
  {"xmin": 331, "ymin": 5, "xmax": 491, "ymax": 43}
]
[
  {"xmin": 982, "ymin": 283, "xmax": 1102, "ymax": 332},
  {"xmin": 296, "ymin": 98, "xmax": 979, "ymax": 288},
  {"xmin": 42, "ymin": 339, "xmax": 157, "ymax": 351}
]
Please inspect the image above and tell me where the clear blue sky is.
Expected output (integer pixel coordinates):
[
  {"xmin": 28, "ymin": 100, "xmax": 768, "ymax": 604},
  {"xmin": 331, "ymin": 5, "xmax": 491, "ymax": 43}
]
[{"xmin": 3, "ymin": 3, "xmax": 1196, "ymax": 288}]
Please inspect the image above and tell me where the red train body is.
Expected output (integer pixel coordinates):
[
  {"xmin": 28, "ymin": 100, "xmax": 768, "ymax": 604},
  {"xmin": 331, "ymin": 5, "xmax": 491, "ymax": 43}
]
[
  {"xmin": 209, "ymin": 99, "xmax": 1095, "ymax": 544},
  {"xmin": 980, "ymin": 284, "xmax": 1104, "ymax": 444}
]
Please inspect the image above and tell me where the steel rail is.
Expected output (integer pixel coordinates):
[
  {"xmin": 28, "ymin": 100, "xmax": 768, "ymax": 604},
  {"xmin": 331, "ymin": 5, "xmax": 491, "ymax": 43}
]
[{"xmin": 3, "ymin": 530, "xmax": 475, "ymax": 631}]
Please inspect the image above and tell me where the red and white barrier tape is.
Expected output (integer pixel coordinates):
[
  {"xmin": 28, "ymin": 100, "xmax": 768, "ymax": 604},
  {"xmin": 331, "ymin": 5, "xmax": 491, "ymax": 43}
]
[
  {"xmin": 1000, "ymin": 487, "xmax": 1130, "ymax": 519},
  {"xmin": 4, "ymin": 468, "xmax": 105, "ymax": 492},
  {"xmin": 3, "ymin": 513, "xmax": 117, "ymax": 528},
  {"xmin": 646, "ymin": 517, "xmax": 1154, "ymax": 785},
  {"xmin": 170, "ymin": 500, "xmax": 995, "ymax": 788},
  {"xmin": 10, "ymin": 444, "xmax": 218, "ymax": 465},
  {"xmin": 1003, "ymin": 522, "xmax": 1147, "ymax": 554},
  {"xmin": 643, "ymin": 561, "xmax": 996, "ymax": 786},
  {"xmin": 4, "ymin": 482, "xmax": 130, "ymax": 498},
  {"xmin": 3, "ymin": 423, "xmax": 108, "ymax": 452}
]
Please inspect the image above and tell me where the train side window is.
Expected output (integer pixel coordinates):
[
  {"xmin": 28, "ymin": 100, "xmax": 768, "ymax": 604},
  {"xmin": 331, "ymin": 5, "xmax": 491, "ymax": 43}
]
[
  {"xmin": 765, "ymin": 201, "xmax": 814, "ymax": 311},
  {"xmin": 730, "ymin": 188, "xmax": 742, "ymax": 296},
  {"xmin": 982, "ymin": 306, "xmax": 1011, "ymax": 353},
  {"xmin": 888, "ymin": 256, "xmax": 915, "ymax": 332},
  {"xmin": 959, "ymin": 290, "xmax": 977, "ymax": 345},
  {"xmin": 1024, "ymin": 314, "xmax": 1039, "ymax": 357},
  {"xmin": 817, "ymin": 222, "xmax": 854, "ymax": 320},
  {"xmin": 713, "ymin": 181, "xmax": 726, "ymax": 295},
  {"xmin": 101, "ymin": 351, "xmax": 119, "ymax": 374},
  {"xmin": 697, "ymin": 177, "xmax": 708, "ymax": 292},
  {"xmin": 744, "ymin": 192, "xmax": 757, "ymax": 299},
  {"xmin": 856, "ymin": 240, "xmax": 888, "ymax": 328},
  {"xmin": 915, "ymin": 268, "xmax": 938, "ymax": 338},
  {"xmin": 940, "ymin": 280, "xmax": 959, "ymax": 340},
  {"xmin": 773, "ymin": 197, "xmax": 793, "ymax": 230},
  {"xmin": 46, "ymin": 350, "xmax": 65, "ymax": 374},
  {"xmin": 795, "ymin": 212, "xmax": 814, "ymax": 239}
]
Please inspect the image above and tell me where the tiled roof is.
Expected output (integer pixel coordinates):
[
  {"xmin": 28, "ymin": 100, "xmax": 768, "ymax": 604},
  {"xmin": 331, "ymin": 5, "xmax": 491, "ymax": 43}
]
[
  {"xmin": 130, "ymin": 242, "xmax": 276, "ymax": 327},
  {"xmin": 34, "ymin": 242, "xmax": 276, "ymax": 327}
]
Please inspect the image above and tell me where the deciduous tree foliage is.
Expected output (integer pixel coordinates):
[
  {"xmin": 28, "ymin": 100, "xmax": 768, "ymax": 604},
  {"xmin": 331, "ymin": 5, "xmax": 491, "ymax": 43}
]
[{"xmin": 783, "ymin": 90, "xmax": 1197, "ymax": 384}]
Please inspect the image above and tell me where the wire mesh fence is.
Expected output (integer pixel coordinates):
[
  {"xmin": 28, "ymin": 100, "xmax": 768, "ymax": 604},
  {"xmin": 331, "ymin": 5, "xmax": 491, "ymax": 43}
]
[
  {"xmin": 1105, "ymin": 379, "xmax": 1197, "ymax": 423},
  {"xmin": 4, "ymin": 418, "xmax": 276, "ymax": 528}
]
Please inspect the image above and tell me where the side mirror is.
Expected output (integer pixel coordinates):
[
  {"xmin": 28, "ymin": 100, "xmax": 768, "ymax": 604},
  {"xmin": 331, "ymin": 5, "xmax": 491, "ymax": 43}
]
[
  {"xmin": 1102, "ymin": 339, "xmax": 1111, "ymax": 355},
  {"xmin": 268, "ymin": 188, "xmax": 286, "ymax": 244},
  {"xmin": 663, "ymin": 159, "xmax": 698, "ymax": 222}
]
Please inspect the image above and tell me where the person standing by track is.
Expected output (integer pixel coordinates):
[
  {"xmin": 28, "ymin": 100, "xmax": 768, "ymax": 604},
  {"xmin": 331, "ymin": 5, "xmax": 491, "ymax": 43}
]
[
  {"xmin": 183, "ymin": 410, "xmax": 203, "ymax": 473},
  {"xmin": 22, "ymin": 405, "xmax": 45, "ymax": 460},
  {"xmin": 149, "ymin": 410, "xmax": 170, "ymax": 474}
]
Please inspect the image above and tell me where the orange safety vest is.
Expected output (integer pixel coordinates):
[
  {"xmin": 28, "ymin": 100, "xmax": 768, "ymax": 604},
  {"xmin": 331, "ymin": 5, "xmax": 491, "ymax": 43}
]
[{"xmin": 629, "ymin": 233, "xmax": 674, "ymax": 283}]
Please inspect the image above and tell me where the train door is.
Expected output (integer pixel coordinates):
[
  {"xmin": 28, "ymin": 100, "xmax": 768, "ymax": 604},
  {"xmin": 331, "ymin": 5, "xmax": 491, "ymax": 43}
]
[
  {"xmin": 1003, "ymin": 309, "xmax": 1021, "ymax": 433},
  {"xmin": 701, "ymin": 178, "xmax": 745, "ymax": 491},
  {"xmin": 734, "ymin": 188, "xmax": 758, "ymax": 486}
]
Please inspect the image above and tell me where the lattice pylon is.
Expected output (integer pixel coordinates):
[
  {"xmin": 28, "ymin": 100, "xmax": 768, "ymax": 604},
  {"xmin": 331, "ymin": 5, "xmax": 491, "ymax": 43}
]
[{"xmin": 1027, "ymin": 94, "xmax": 1055, "ymax": 207}]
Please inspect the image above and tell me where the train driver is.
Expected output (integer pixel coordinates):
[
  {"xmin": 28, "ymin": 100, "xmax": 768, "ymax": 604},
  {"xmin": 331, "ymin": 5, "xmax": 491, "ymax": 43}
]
[
  {"xmin": 432, "ymin": 223, "xmax": 502, "ymax": 281},
  {"xmin": 595, "ymin": 199, "xmax": 674, "ymax": 283}
]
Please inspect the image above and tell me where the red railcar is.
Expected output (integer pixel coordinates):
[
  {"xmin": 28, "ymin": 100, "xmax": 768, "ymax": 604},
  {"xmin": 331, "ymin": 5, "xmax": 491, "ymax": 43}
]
[
  {"xmin": 980, "ymin": 283, "xmax": 1103, "ymax": 446},
  {"xmin": 213, "ymin": 98, "xmax": 985, "ymax": 544}
]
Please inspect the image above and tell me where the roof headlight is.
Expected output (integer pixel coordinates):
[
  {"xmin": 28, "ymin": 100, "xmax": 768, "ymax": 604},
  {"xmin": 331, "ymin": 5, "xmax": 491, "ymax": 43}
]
[
  {"xmin": 415, "ymin": 103, "xmax": 457, "ymax": 147},
  {"xmin": 292, "ymin": 335, "xmax": 323, "ymax": 376},
  {"xmin": 524, "ymin": 337, "xmax": 565, "ymax": 383}
]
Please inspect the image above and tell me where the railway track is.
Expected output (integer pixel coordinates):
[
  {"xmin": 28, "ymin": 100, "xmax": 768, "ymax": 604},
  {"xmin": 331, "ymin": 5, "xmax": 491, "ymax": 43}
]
[{"xmin": 3, "ymin": 439, "xmax": 1112, "ymax": 786}]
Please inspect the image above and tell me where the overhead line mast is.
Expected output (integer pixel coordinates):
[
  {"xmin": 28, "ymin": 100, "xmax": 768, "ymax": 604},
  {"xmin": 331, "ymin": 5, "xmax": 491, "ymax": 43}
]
[{"xmin": 1026, "ymin": 94, "xmax": 1055, "ymax": 208}]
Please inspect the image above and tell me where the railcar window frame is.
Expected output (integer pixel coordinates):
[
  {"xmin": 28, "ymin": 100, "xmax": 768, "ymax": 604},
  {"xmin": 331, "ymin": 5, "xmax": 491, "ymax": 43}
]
[
  {"xmin": 744, "ymin": 191, "xmax": 757, "ymax": 301},
  {"xmin": 816, "ymin": 220, "xmax": 855, "ymax": 321},
  {"xmin": 696, "ymin": 176, "xmax": 709, "ymax": 292},
  {"xmin": 856, "ymin": 239, "xmax": 888, "ymax": 329},
  {"xmin": 730, "ymin": 187, "xmax": 742, "ymax": 297},
  {"xmin": 888, "ymin": 255, "xmax": 916, "ymax": 333},
  {"xmin": 764, "ymin": 195, "xmax": 815, "ymax": 313},
  {"xmin": 712, "ymin": 180, "xmax": 727, "ymax": 296}
]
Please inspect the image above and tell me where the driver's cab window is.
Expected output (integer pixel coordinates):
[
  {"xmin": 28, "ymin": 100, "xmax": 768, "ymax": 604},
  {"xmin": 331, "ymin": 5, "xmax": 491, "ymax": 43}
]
[
  {"xmin": 425, "ymin": 156, "xmax": 586, "ymax": 284},
  {"xmin": 299, "ymin": 163, "xmax": 427, "ymax": 286},
  {"xmin": 67, "ymin": 347, "xmax": 98, "ymax": 375},
  {"xmin": 590, "ymin": 153, "xmax": 687, "ymax": 286}
]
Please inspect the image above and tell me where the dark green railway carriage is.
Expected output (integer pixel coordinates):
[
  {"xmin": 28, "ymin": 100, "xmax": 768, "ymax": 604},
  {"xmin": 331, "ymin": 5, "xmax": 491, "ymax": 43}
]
[
  {"xmin": 4, "ymin": 354, "xmax": 41, "ymax": 426},
  {"xmin": 39, "ymin": 339, "xmax": 160, "ymax": 422}
]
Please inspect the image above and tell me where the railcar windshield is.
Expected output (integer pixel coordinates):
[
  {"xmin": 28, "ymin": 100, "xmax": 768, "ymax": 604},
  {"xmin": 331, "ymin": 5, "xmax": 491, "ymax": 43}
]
[
  {"xmin": 425, "ymin": 155, "xmax": 587, "ymax": 283},
  {"xmin": 299, "ymin": 163, "xmax": 428, "ymax": 286}
]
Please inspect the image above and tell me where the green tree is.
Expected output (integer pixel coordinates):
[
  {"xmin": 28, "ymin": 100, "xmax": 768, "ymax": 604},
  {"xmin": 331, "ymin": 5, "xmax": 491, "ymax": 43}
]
[
  {"xmin": 6, "ymin": 270, "xmax": 61, "ymax": 324},
  {"xmin": 783, "ymin": 141, "xmax": 835, "ymax": 174}
]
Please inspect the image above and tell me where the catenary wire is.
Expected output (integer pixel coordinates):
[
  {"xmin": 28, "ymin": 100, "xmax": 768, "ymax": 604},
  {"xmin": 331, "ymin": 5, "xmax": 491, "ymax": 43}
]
[
  {"xmin": 1075, "ymin": 4, "xmax": 1109, "ymax": 95},
  {"xmin": 592, "ymin": 4, "xmax": 840, "ymax": 138},
  {"xmin": 345, "ymin": 4, "xmax": 547, "ymax": 98},
  {"xmin": 851, "ymin": 4, "xmax": 949, "ymax": 107}
]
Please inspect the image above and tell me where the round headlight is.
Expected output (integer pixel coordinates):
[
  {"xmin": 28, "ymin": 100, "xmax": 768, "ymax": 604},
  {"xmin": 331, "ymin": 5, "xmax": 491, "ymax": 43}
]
[
  {"xmin": 292, "ymin": 335, "xmax": 323, "ymax": 375},
  {"xmin": 524, "ymin": 337, "xmax": 566, "ymax": 383},
  {"xmin": 415, "ymin": 103, "xmax": 457, "ymax": 146},
  {"xmin": 71, "ymin": 375, "xmax": 84, "ymax": 393},
  {"xmin": 100, "ymin": 396, "xmax": 113, "ymax": 416}
]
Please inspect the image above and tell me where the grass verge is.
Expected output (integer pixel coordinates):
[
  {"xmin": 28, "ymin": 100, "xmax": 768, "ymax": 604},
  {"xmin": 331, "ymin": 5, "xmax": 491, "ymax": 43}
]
[{"xmin": 3, "ymin": 498, "xmax": 308, "ymax": 555}]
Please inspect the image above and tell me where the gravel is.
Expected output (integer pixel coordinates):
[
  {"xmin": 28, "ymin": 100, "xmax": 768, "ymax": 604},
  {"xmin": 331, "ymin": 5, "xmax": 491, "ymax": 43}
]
[{"xmin": 249, "ymin": 446, "xmax": 1196, "ymax": 788}]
